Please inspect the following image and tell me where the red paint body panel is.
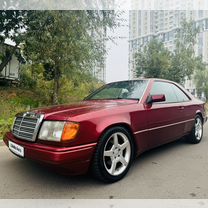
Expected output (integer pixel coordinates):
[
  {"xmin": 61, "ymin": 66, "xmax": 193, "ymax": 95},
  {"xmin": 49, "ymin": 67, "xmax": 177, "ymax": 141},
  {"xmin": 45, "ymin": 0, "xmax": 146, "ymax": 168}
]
[
  {"xmin": 4, "ymin": 132, "xmax": 96, "ymax": 175},
  {"xmin": 3, "ymin": 79, "xmax": 207, "ymax": 175}
]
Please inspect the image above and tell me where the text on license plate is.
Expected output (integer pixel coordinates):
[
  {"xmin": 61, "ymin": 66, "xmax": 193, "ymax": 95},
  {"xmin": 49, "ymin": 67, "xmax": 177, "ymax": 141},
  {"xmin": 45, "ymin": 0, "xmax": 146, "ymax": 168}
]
[{"xmin": 9, "ymin": 141, "xmax": 24, "ymax": 157}]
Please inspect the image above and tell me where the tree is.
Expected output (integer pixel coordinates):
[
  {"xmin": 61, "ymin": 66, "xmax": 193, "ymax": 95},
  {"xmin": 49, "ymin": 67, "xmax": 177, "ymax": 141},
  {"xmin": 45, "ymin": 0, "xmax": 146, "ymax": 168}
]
[
  {"xmin": 170, "ymin": 21, "xmax": 200, "ymax": 84},
  {"xmin": 194, "ymin": 59, "xmax": 208, "ymax": 99},
  {"xmin": 0, "ymin": 10, "xmax": 27, "ymax": 72},
  {"xmin": 134, "ymin": 21, "xmax": 202, "ymax": 84},
  {"xmin": 23, "ymin": 11, "xmax": 119, "ymax": 104},
  {"xmin": 134, "ymin": 38, "xmax": 171, "ymax": 79}
]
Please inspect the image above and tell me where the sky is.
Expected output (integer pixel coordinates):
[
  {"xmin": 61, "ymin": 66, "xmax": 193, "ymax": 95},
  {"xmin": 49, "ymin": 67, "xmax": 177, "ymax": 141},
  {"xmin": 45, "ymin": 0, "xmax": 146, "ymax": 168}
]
[{"xmin": 105, "ymin": 11, "xmax": 129, "ymax": 83}]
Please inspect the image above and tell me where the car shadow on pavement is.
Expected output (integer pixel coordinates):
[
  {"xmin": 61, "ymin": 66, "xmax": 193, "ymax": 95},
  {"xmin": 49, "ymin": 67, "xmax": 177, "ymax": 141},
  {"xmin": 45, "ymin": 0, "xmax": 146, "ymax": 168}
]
[
  {"xmin": 9, "ymin": 138, "xmax": 188, "ymax": 182},
  {"xmin": 3, "ymin": 136, "xmax": 206, "ymax": 194},
  {"xmin": 1, "ymin": 134, "xmax": 207, "ymax": 198},
  {"xmin": 129, "ymin": 136, "xmax": 207, "ymax": 175}
]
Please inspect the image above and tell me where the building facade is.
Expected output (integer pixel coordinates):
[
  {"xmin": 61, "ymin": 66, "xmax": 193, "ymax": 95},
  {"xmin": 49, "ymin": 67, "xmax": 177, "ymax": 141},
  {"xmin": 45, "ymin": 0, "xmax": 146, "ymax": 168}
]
[
  {"xmin": 0, "ymin": 40, "xmax": 20, "ymax": 82},
  {"xmin": 129, "ymin": 3, "xmax": 208, "ymax": 95}
]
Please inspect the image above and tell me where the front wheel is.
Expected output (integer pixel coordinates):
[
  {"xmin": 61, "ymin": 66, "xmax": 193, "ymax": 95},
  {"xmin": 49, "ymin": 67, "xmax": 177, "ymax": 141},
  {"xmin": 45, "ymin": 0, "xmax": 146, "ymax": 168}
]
[
  {"xmin": 92, "ymin": 127, "xmax": 134, "ymax": 183},
  {"xmin": 186, "ymin": 115, "xmax": 203, "ymax": 144}
]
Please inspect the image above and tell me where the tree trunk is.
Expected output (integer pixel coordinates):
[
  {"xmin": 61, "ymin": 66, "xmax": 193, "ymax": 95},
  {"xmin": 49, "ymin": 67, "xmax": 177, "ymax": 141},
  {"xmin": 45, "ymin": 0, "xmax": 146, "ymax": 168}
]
[{"xmin": 0, "ymin": 45, "xmax": 19, "ymax": 72}]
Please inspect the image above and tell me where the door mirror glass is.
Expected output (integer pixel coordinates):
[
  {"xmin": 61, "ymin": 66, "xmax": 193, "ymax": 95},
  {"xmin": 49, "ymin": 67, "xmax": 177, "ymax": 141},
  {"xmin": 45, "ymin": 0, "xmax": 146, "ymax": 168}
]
[{"xmin": 147, "ymin": 94, "xmax": 166, "ymax": 104}]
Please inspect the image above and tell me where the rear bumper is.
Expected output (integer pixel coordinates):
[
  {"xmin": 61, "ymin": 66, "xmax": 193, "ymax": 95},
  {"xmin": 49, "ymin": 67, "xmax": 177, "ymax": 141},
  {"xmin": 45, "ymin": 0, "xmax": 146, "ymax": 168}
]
[{"xmin": 3, "ymin": 132, "xmax": 97, "ymax": 175}]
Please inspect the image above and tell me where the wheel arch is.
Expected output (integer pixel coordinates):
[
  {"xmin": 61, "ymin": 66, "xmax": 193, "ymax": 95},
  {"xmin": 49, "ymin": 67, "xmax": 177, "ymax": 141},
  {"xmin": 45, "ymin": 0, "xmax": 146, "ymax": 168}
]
[{"xmin": 196, "ymin": 110, "xmax": 204, "ymax": 123}]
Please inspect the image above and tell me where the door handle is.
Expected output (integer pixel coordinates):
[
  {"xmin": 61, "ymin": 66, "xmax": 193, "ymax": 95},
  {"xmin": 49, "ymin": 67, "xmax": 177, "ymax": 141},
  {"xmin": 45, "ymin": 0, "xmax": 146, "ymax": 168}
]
[{"xmin": 178, "ymin": 106, "xmax": 184, "ymax": 110}]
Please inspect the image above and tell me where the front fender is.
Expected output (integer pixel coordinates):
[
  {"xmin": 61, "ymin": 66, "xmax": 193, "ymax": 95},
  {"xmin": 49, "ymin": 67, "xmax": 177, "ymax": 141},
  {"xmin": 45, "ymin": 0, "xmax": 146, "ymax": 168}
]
[{"xmin": 95, "ymin": 114, "xmax": 132, "ymax": 137}]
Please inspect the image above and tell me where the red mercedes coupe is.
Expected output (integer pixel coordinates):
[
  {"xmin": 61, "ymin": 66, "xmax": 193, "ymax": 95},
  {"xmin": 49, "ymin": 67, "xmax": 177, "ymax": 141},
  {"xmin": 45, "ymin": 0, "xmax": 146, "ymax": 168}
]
[{"xmin": 4, "ymin": 79, "xmax": 207, "ymax": 182}]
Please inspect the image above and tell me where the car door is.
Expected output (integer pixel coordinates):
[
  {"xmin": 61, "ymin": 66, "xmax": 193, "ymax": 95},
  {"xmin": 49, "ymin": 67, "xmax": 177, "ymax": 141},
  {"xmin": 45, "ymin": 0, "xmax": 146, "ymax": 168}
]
[
  {"xmin": 144, "ymin": 81, "xmax": 186, "ymax": 150},
  {"xmin": 171, "ymin": 84, "xmax": 194, "ymax": 134}
]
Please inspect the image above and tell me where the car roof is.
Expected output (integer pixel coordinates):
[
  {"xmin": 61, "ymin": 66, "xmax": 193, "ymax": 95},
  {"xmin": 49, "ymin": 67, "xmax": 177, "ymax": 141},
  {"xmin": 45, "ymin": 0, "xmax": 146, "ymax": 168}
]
[{"xmin": 107, "ymin": 78, "xmax": 176, "ymax": 85}]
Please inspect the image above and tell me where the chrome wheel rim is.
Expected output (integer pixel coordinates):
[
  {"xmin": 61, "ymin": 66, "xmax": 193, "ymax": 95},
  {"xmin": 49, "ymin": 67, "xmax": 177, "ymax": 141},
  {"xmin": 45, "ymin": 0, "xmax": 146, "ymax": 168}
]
[
  {"xmin": 195, "ymin": 117, "xmax": 202, "ymax": 141},
  {"xmin": 103, "ymin": 132, "xmax": 131, "ymax": 176}
]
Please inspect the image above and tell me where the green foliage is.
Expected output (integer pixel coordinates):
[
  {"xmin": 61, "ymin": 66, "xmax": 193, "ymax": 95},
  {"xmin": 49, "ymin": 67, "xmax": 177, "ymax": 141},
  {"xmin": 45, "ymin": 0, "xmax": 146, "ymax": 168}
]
[
  {"xmin": 0, "ymin": 10, "xmax": 27, "ymax": 71},
  {"xmin": 134, "ymin": 20, "xmax": 203, "ymax": 84},
  {"xmin": 19, "ymin": 64, "xmax": 102, "ymax": 104},
  {"xmin": 194, "ymin": 60, "xmax": 208, "ymax": 99},
  {"xmin": 170, "ymin": 21, "xmax": 200, "ymax": 83},
  {"xmin": 0, "ymin": 117, "xmax": 14, "ymax": 140},
  {"xmin": 59, "ymin": 76, "xmax": 101, "ymax": 103},
  {"xmin": 0, "ymin": 10, "xmax": 27, "ymax": 43},
  {"xmin": 20, "ymin": 66, "xmax": 37, "ymax": 89},
  {"xmin": 0, "ymin": 10, "xmax": 119, "ymax": 139},
  {"xmin": 0, "ymin": 77, "xmax": 102, "ymax": 140},
  {"xmin": 135, "ymin": 39, "xmax": 171, "ymax": 79},
  {"xmin": 22, "ymin": 10, "xmax": 119, "ymax": 104},
  {"xmin": 0, "ymin": 88, "xmax": 41, "ymax": 139}
]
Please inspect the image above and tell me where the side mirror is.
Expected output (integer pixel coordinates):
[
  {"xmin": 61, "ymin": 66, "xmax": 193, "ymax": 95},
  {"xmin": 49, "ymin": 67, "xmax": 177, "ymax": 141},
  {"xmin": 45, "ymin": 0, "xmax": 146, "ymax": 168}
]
[{"xmin": 147, "ymin": 94, "xmax": 166, "ymax": 104}]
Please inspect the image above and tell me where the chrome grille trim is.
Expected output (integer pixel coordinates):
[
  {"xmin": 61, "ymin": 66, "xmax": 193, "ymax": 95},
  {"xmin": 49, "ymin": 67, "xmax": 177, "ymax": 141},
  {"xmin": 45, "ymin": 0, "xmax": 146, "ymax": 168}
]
[{"xmin": 12, "ymin": 112, "xmax": 44, "ymax": 142}]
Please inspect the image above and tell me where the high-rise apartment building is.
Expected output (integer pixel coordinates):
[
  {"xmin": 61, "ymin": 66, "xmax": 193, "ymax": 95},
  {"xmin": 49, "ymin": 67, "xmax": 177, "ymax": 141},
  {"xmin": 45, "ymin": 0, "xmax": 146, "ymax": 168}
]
[{"xmin": 129, "ymin": 1, "xmax": 208, "ymax": 95}]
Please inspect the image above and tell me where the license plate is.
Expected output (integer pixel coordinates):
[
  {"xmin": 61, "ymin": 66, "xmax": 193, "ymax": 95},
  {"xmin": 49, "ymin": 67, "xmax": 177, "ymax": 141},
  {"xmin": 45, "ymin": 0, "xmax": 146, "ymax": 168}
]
[{"xmin": 9, "ymin": 141, "xmax": 24, "ymax": 157}]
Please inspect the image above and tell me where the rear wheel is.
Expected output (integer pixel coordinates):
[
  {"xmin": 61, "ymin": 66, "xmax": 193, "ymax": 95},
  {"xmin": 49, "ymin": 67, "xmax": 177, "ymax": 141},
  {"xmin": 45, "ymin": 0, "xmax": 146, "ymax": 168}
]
[
  {"xmin": 92, "ymin": 127, "xmax": 134, "ymax": 183},
  {"xmin": 186, "ymin": 115, "xmax": 203, "ymax": 144}
]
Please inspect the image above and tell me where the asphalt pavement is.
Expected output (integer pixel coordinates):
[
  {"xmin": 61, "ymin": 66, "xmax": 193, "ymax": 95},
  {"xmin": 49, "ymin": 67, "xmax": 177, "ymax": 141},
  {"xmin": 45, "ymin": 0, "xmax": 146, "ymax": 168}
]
[{"xmin": 0, "ymin": 123, "xmax": 208, "ymax": 199}]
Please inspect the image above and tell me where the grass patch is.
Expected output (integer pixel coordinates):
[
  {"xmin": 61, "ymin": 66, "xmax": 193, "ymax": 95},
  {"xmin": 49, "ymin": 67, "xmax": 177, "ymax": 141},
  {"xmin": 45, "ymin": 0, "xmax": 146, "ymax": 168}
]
[{"xmin": 0, "ymin": 87, "xmax": 44, "ymax": 140}]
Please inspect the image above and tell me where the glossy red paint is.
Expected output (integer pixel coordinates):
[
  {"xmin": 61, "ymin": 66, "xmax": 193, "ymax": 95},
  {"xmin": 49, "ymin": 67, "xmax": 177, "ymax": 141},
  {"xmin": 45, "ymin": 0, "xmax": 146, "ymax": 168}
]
[
  {"xmin": 3, "ymin": 78, "xmax": 207, "ymax": 175},
  {"xmin": 4, "ymin": 132, "xmax": 96, "ymax": 175}
]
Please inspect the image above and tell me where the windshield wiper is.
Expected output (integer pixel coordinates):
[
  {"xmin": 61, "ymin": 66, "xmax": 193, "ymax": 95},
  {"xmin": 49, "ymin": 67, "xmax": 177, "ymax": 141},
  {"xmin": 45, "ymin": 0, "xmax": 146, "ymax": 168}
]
[{"xmin": 116, "ymin": 97, "xmax": 140, "ymax": 101}]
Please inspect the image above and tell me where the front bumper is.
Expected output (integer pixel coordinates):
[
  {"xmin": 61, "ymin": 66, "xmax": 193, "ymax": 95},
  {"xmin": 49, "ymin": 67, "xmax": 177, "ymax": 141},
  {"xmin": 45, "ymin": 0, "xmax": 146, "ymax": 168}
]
[{"xmin": 4, "ymin": 132, "xmax": 97, "ymax": 175}]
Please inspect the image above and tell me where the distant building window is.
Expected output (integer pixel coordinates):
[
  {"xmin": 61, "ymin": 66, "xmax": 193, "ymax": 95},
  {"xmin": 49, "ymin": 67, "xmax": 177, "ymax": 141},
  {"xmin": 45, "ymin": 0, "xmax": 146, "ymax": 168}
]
[
  {"xmin": 198, "ymin": 20, "xmax": 204, "ymax": 31},
  {"xmin": 169, "ymin": 31, "xmax": 174, "ymax": 40},
  {"xmin": 164, "ymin": 33, "xmax": 169, "ymax": 42},
  {"xmin": 198, "ymin": 33, "xmax": 203, "ymax": 56},
  {"xmin": 198, "ymin": 10, "xmax": 204, "ymax": 18},
  {"xmin": 205, "ymin": 19, "xmax": 208, "ymax": 30}
]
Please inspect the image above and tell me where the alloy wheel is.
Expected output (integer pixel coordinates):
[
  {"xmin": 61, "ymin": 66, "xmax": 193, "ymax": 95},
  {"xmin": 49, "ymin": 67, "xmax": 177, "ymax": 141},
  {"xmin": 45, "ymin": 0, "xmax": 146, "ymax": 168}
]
[
  {"xmin": 103, "ymin": 132, "xmax": 131, "ymax": 176},
  {"xmin": 195, "ymin": 117, "xmax": 202, "ymax": 141}
]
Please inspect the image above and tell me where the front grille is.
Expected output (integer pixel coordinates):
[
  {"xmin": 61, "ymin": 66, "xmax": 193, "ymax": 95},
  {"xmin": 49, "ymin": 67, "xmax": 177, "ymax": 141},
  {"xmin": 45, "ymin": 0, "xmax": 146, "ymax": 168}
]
[{"xmin": 12, "ymin": 112, "xmax": 44, "ymax": 142}]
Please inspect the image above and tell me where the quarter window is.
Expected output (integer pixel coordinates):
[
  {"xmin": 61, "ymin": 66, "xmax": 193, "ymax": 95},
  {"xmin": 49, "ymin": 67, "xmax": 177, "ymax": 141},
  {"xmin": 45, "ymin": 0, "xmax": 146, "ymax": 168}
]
[{"xmin": 171, "ymin": 85, "xmax": 190, "ymax": 102}]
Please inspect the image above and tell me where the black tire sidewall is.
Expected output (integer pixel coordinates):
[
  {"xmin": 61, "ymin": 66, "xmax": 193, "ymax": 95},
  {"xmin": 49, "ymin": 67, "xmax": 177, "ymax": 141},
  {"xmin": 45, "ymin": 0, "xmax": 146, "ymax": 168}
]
[
  {"xmin": 188, "ymin": 115, "xmax": 203, "ymax": 144},
  {"xmin": 93, "ymin": 126, "xmax": 134, "ymax": 183}
]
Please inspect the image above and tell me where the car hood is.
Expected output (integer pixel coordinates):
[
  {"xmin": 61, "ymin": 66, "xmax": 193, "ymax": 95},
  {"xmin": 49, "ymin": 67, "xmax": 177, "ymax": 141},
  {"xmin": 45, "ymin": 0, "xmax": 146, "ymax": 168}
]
[{"xmin": 31, "ymin": 100, "xmax": 138, "ymax": 121}]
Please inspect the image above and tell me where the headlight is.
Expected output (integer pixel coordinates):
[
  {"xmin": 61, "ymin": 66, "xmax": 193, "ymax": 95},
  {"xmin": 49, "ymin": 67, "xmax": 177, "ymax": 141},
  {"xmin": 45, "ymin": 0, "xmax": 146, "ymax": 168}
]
[{"xmin": 38, "ymin": 121, "xmax": 79, "ymax": 142}]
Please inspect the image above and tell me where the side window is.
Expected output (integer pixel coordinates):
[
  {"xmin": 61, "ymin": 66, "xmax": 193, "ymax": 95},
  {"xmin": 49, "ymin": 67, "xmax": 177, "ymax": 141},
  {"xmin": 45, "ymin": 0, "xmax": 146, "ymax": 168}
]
[
  {"xmin": 150, "ymin": 81, "xmax": 178, "ymax": 103},
  {"xmin": 172, "ymin": 85, "xmax": 190, "ymax": 102}
]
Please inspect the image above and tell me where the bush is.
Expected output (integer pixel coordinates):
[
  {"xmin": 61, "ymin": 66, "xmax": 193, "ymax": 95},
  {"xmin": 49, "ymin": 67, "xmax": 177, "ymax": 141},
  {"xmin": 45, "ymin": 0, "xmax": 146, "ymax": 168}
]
[
  {"xmin": 58, "ymin": 76, "xmax": 102, "ymax": 104},
  {"xmin": 0, "ymin": 65, "xmax": 103, "ymax": 140},
  {"xmin": 20, "ymin": 65, "xmax": 36, "ymax": 89},
  {"xmin": 0, "ymin": 88, "xmax": 42, "ymax": 139},
  {"xmin": 0, "ymin": 118, "xmax": 14, "ymax": 140}
]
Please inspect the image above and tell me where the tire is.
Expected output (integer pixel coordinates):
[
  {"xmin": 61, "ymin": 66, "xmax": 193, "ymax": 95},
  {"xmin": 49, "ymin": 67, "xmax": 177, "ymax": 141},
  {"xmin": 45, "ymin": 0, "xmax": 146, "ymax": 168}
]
[
  {"xmin": 92, "ymin": 126, "xmax": 134, "ymax": 183},
  {"xmin": 186, "ymin": 115, "xmax": 203, "ymax": 144}
]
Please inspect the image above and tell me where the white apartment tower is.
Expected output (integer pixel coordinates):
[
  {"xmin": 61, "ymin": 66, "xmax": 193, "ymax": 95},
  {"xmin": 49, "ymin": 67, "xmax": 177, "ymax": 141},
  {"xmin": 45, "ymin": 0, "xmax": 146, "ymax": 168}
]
[{"xmin": 129, "ymin": 0, "xmax": 208, "ymax": 94}]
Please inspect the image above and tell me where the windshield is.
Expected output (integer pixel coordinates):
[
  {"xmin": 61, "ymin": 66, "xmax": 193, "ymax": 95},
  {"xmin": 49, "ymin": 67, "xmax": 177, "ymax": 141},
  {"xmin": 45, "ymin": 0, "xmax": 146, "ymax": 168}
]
[{"xmin": 86, "ymin": 80, "xmax": 148, "ymax": 100}]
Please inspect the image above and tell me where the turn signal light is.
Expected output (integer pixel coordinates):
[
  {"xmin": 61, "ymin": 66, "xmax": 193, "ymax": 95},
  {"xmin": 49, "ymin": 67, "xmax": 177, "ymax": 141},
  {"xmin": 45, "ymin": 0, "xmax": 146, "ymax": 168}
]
[{"xmin": 61, "ymin": 122, "xmax": 80, "ymax": 141}]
